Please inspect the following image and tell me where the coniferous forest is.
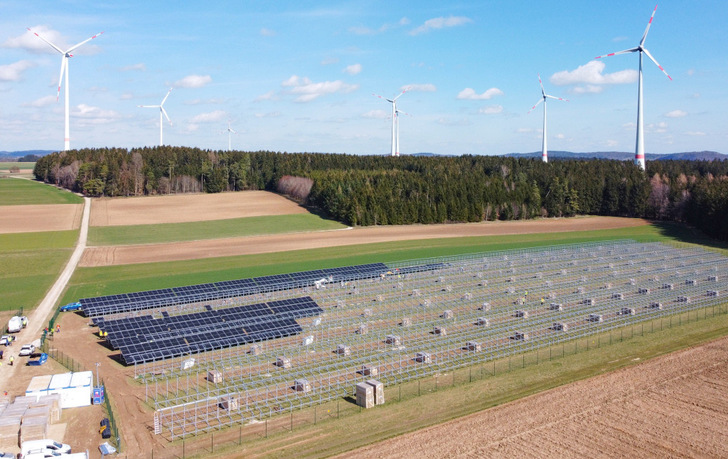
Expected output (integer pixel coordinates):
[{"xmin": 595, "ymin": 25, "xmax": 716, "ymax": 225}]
[{"xmin": 33, "ymin": 147, "xmax": 728, "ymax": 241}]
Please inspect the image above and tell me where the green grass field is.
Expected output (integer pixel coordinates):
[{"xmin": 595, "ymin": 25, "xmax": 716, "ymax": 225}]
[
  {"xmin": 0, "ymin": 162, "xmax": 35, "ymax": 170},
  {"xmin": 0, "ymin": 231, "xmax": 77, "ymax": 312},
  {"xmin": 87, "ymin": 213, "xmax": 347, "ymax": 246},
  {"xmin": 60, "ymin": 222, "xmax": 728, "ymax": 305},
  {"xmin": 0, "ymin": 177, "xmax": 83, "ymax": 205}
]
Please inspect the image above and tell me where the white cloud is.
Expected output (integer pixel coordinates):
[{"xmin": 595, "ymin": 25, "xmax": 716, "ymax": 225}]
[
  {"xmin": 282, "ymin": 75, "xmax": 359, "ymax": 102},
  {"xmin": 404, "ymin": 83, "xmax": 436, "ymax": 92},
  {"xmin": 184, "ymin": 98, "xmax": 226, "ymax": 106},
  {"xmin": 254, "ymin": 90, "xmax": 277, "ymax": 102},
  {"xmin": 260, "ymin": 28, "xmax": 276, "ymax": 37},
  {"xmin": 517, "ymin": 127, "xmax": 534, "ymax": 134},
  {"xmin": 5, "ymin": 26, "xmax": 103, "ymax": 55},
  {"xmin": 551, "ymin": 60, "xmax": 637, "ymax": 86},
  {"xmin": 120, "ymin": 93, "xmax": 133, "ymax": 100},
  {"xmin": 255, "ymin": 111, "xmax": 281, "ymax": 118},
  {"xmin": 457, "ymin": 87, "xmax": 503, "ymax": 100},
  {"xmin": 343, "ymin": 64, "xmax": 362, "ymax": 75},
  {"xmin": 410, "ymin": 16, "xmax": 472, "ymax": 36},
  {"xmin": 0, "ymin": 60, "xmax": 34, "ymax": 81},
  {"xmin": 72, "ymin": 104, "xmax": 121, "ymax": 123},
  {"xmin": 665, "ymin": 109, "xmax": 687, "ymax": 118},
  {"xmin": 687, "ymin": 69, "xmax": 695, "ymax": 76},
  {"xmin": 173, "ymin": 74, "xmax": 212, "ymax": 88},
  {"xmin": 190, "ymin": 110, "xmax": 226, "ymax": 123},
  {"xmin": 349, "ymin": 17, "xmax": 410, "ymax": 35},
  {"xmin": 121, "ymin": 63, "xmax": 146, "ymax": 72},
  {"xmin": 571, "ymin": 85, "xmax": 604, "ymax": 94},
  {"xmin": 321, "ymin": 57, "xmax": 339, "ymax": 65},
  {"xmin": 555, "ymin": 133, "xmax": 565, "ymax": 139},
  {"xmin": 437, "ymin": 117, "xmax": 470, "ymax": 126},
  {"xmin": 612, "ymin": 36, "xmax": 628, "ymax": 42},
  {"xmin": 685, "ymin": 131, "xmax": 706, "ymax": 136},
  {"xmin": 606, "ymin": 139, "xmax": 619, "ymax": 147},
  {"xmin": 479, "ymin": 105, "xmax": 503, "ymax": 115},
  {"xmin": 362, "ymin": 109, "xmax": 388, "ymax": 119},
  {"xmin": 24, "ymin": 95, "xmax": 56, "ymax": 107},
  {"xmin": 646, "ymin": 121, "xmax": 668, "ymax": 134}
]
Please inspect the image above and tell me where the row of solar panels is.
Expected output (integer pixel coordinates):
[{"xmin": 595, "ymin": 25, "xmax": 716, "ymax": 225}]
[
  {"xmin": 80, "ymin": 263, "xmax": 389, "ymax": 317},
  {"xmin": 119, "ymin": 319, "xmax": 303, "ymax": 365},
  {"xmin": 102, "ymin": 297, "xmax": 323, "ymax": 365}
]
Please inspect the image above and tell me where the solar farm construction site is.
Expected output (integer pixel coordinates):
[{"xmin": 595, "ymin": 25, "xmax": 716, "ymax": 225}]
[{"xmin": 82, "ymin": 240, "xmax": 728, "ymax": 440}]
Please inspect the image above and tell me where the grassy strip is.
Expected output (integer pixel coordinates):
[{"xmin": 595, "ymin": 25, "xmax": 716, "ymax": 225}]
[
  {"xmin": 87, "ymin": 213, "xmax": 347, "ymax": 246},
  {"xmin": 200, "ymin": 306, "xmax": 728, "ymax": 458},
  {"xmin": 63, "ymin": 223, "xmax": 684, "ymax": 303},
  {"xmin": 0, "ymin": 231, "xmax": 77, "ymax": 311},
  {"xmin": 0, "ymin": 162, "xmax": 35, "ymax": 170},
  {"xmin": 0, "ymin": 177, "xmax": 82, "ymax": 205}
]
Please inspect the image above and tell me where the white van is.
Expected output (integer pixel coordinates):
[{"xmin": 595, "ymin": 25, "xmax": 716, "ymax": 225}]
[{"xmin": 19, "ymin": 439, "xmax": 71, "ymax": 458}]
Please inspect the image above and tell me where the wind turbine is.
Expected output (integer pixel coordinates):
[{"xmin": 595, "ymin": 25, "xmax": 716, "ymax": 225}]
[
  {"xmin": 222, "ymin": 120, "xmax": 237, "ymax": 151},
  {"xmin": 528, "ymin": 74, "xmax": 568, "ymax": 163},
  {"xmin": 595, "ymin": 4, "xmax": 671, "ymax": 171},
  {"xmin": 139, "ymin": 88, "xmax": 173, "ymax": 146},
  {"xmin": 374, "ymin": 88, "xmax": 408, "ymax": 156},
  {"xmin": 27, "ymin": 27, "xmax": 104, "ymax": 151}
]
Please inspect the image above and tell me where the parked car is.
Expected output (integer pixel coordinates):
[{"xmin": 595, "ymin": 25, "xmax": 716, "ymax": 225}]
[
  {"xmin": 0, "ymin": 335, "xmax": 11, "ymax": 346},
  {"xmin": 0, "ymin": 451, "xmax": 15, "ymax": 458},
  {"xmin": 60, "ymin": 301, "xmax": 82, "ymax": 312},
  {"xmin": 19, "ymin": 439, "xmax": 71, "ymax": 458},
  {"xmin": 19, "ymin": 344, "xmax": 36, "ymax": 356},
  {"xmin": 27, "ymin": 353, "xmax": 48, "ymax": 366}
]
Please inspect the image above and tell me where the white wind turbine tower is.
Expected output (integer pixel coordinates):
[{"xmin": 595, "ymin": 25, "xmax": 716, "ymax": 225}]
[
  {"xmin": 27, "ymin": 27, "xmax": 104, "ymax": 151},
  {"xmin": 139, "ymin": 88, "xmax": 173, "ymax": 146},
  {"xmin": 595, "ymin": 4, "xmax": 671, "ymax": 171},
  {"xmin": 374, "ymin": 88, "xmax": 408, "ymax": 156},
  {"xmin": 528, "ymin": 74, "xmax": 568, "ymax": 163},
  {"xmin": 222, "ymin": 120, "xmax": 237, "ymax": 151}
]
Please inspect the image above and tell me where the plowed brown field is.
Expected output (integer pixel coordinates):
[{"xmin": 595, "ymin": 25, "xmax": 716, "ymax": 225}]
[
  {"xmin": 0, "ymin": 203, "xmax": 83, "ymax": 233},
  {"xmin": 344, "ymin": 337, "xmax": 728, "ymax": 459},
  {"xmin": 89, "ymin": 191, "xmax": 307, "ymax": 226},
  {"xmin": 80, "ymin": 216, "xmax": 649, "ymax": 267}
]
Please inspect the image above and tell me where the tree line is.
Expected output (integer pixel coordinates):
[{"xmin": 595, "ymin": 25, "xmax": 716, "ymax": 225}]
[{"xmin": 33, "ymin": 147, "xmax": 728, "ymax": 240}]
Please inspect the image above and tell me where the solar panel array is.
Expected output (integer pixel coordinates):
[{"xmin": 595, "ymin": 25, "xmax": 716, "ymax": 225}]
[
  {"xmin": 80, "ymin": 263, "xmax": 389, "ymax": 317},
  {"xmin": 100, "ymin": 296, "xmax": 323, "ymax": 365}
]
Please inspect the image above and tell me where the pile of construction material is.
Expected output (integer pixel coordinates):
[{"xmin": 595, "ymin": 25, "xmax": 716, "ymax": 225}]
[
  {"xmin": 355, "ymin": 380, "xmax": 384, "ymax": 409},
  {"xmin": 0, "ymin": 393, "xmax": 60, "ymax": 449}
]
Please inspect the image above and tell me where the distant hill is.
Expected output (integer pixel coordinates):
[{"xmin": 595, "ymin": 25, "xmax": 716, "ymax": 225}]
[
  {"xmin": 0, "ymin": 150, "xmax": 55, "ymax": 162},
  {"xmin": 504, "ymin": 150, "xmax": 727, "ymax": 161}
]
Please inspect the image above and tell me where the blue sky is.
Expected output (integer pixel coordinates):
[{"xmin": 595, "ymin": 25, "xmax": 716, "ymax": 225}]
[{"xmin": 0, "ymin": 1, "xmax": 725, "ymax": 155}]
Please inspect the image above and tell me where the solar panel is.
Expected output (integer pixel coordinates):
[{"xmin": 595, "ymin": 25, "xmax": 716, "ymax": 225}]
[
  {"xmin": 106, "ymin": 296, "xmax": 322, "ymax": 365},
  {"xmin": 80, "ymin": 263, "xmax": 390, "ymax": 317}
]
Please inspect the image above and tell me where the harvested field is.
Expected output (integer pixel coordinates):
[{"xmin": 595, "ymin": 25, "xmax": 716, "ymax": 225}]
[
  {"xmin": 89, "ymin": 191, "xmax": 307, "ymax": 227},
  {"xmin": 80, "ymin": 216, "xmax": 649, "ymax": 267},
  {"xmin": 345, "ymin": 335, "xmax": 728, "ymax": 459},
  {"xmin": 0, "ymin": 203, "xmax": 83, "ymax": 233}
]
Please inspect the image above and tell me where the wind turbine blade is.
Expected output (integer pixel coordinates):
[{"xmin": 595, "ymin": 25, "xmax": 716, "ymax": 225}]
[
  {"xmin": 642, "ymin": 48, "xmax": 672, "ymax": 80},
  {"xmin": 161, "ymin": 88, "xmax": 173, "ymax": 105},
  {"xmin": 393, "ymin": 87, "xmax": 408, "ymax": 101},
  {"xmin": 545, "ymin": 95, "xmax": 568, "ymax": 102},
  {"xmin": 161, "ymin": 106, "xmax": 172, "ymax": 124},
  {"xmin": 538, "ymin": 74, "xmax": 545, "ymax": 95},
  {"xmin": 66, "ymin": 31, "xmax": 105, "ymax": 54},
  {"xmin": 595, "ymin": 47, "xmax": 639, "ymax": 59},
  {"xmin": 56, "ymin": 57, "xmax": 67, "ymax": 101},
  {"xmin": 640, "ymin": 4, "xmax": 658, "ymax": 47},
  {"xmin": 27, "ymin": 27, "xmax": 64, "ymax": 54},
  {"xmin": 528, "ymin": 98, "xmax": 543, "ymax": 113}
]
